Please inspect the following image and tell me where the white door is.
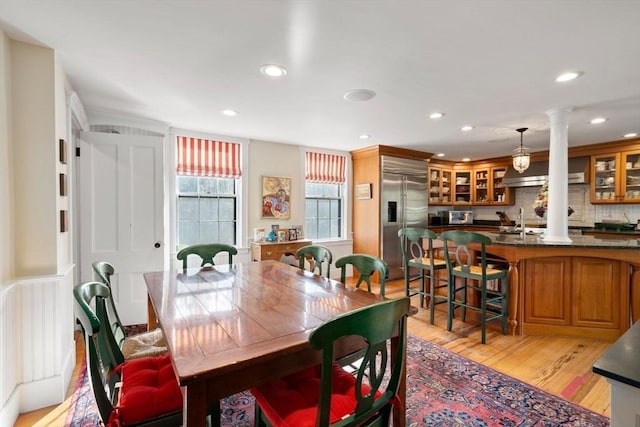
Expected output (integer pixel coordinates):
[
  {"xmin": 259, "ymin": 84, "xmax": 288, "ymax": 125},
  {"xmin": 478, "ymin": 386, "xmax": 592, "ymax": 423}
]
[{"xmin": 79, "ymin": 131, "xmax": 164, "ymax": 325}]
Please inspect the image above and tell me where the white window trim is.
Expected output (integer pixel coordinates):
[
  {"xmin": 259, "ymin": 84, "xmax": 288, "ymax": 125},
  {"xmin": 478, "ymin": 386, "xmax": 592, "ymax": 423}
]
[
  {"xmin": 299, "ymin": 147, "xmax": 352, "ymax": 242},
  {"xmin": 168, "ymin": 128, "xmax": 250, "ymax": 254}
]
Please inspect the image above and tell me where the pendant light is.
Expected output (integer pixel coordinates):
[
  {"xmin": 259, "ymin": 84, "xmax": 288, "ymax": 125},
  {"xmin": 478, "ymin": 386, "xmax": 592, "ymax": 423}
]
[{"xmin": 512, "ymin": 127, "xmax": 530, "ymax": 173}]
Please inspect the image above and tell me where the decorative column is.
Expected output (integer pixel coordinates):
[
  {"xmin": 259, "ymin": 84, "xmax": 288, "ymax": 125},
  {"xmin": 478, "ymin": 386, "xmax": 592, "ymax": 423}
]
[{"xmin": 543, "ymin": 107, "xmax": 573, "ymax": 243}]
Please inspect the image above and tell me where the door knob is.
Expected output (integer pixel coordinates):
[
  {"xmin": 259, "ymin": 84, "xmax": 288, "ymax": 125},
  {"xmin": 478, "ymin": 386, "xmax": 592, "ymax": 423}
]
[{"xmin": 154, "ymin": 242, "xmax": 161, "ymax": 248}]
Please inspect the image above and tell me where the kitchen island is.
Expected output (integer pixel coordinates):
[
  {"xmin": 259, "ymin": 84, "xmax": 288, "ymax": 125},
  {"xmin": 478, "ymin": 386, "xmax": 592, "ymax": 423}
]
[{"xmin": 468, "ymin": 232, "xmax": 639, "ymax": 340}]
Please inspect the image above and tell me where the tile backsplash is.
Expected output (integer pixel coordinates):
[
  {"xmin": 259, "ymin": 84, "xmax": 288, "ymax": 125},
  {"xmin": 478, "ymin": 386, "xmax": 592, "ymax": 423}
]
[{"xmin": 430, "ymin": 184, "xmax": 640, "ymax": 227}]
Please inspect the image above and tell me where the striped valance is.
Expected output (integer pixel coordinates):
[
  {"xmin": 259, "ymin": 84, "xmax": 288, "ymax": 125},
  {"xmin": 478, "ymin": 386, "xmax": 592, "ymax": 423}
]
[
  {"xmin": 176, "ymin": 136, "xmax": 242, "ymax": 178},
  {"xmin": 305, "ymin": 152, "xmax": 346, "ymax": 184}
]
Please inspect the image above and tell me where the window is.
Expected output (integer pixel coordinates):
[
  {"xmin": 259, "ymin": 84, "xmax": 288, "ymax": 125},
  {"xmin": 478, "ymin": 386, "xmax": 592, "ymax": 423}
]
[
  {"xmin": 176, "ymin": 136, "xmax": 241, "ymax": 247},
  {"xmin": 304, "ymin": 152, "xmax": 346, "ymax": 240},
  {"xmin": 305, "ymin": 182, "xmax": 342, "ymax": 239},
  {"xmin": 177, "ymin": 176, "xmax": 237, "ymax": 245}
]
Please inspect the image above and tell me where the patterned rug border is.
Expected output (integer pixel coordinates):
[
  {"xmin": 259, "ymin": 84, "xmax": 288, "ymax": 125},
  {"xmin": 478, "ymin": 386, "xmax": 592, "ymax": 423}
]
[{"xmin": 66, "ymin": 331, "xmax": 609, "ymax": 426}]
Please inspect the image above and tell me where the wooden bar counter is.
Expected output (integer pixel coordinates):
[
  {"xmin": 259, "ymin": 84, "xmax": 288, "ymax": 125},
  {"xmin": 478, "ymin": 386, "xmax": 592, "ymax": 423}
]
[{"xmin": 469, "ymin": 232, "xmax": 640, "ymax": 341}]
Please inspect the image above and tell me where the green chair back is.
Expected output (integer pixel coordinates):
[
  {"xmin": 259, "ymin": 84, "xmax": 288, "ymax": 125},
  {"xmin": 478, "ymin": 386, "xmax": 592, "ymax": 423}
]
[
  {"xmin": 398, "ymin": 227, "xmax": 448, "ymax": 324},
  {"xmin": 176, "ymin": 243, "xmax": 238, "ymax": 269},
  {"xmin": 73, "ymin": 281, "xmax": 129, "ymax": 423},
  {"xmin": 74, "ymin": 281, "xmax": 188, "ymax": 425},
  {"xmin": 91, "ymin": 261, "xmax": 126, "ymax": 365},
  {"xmin": 335, "ymin": 254, "xmax": 389, "ymax": 297},
  {"xmin": 296, "ymin": 244, "xmax": 333, "ymax": 278},
  {"xmin": 310, "ymin": 297, "xmax": 411, "ymax": 426},
  {"xmin": 440, "ymin": 230, "xmax": 509, "ymax": 344}
]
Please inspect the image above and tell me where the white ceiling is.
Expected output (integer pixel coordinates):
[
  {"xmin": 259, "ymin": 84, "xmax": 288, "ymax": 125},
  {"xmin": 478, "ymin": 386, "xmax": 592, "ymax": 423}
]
[{"xmin": 1, "ymin": 0, "xmax": 639, "ymax": 161}]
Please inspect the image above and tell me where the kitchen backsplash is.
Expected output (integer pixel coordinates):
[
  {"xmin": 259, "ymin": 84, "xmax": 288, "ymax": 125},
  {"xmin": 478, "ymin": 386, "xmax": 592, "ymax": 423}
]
[{"xmin": 430, "ymin": 184, "xmax": 640, "ymax": 227}]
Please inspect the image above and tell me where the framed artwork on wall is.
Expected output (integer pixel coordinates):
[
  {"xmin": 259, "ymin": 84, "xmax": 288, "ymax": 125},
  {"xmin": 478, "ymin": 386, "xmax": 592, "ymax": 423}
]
[
  {"xmin": 261, "ymin": 176, "xmax": 291, "ymax": 219},
  {"xmin": 59, "ymin": 173, "xmax": 67, "ymax": 196},
  {"xmin": 59, "ymin": 139, "xmax": 67, "ymax": 164},
  {"xmin": 356, "ymin": 183, "xmax": 372, "ymax": 200},
  {"xmin": 60, "ymin": 210, "xmax": 68, "ymax": 232}
]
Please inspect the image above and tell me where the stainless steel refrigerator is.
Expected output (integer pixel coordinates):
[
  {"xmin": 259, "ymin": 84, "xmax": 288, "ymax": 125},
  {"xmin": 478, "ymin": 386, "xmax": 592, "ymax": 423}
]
[{"xmin": 380, "ymin": 156, "xmax": 429, "ymax": 280}]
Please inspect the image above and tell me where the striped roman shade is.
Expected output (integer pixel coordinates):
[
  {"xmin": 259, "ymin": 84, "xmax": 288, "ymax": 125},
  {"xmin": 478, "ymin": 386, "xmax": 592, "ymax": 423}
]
[
  {"xmin": 176, "ymin": 136, "xmax": 242, "ymax": 178},
  {"xmin": 305, "ymin": 152, "xmax": 346, "ymax": 184}
]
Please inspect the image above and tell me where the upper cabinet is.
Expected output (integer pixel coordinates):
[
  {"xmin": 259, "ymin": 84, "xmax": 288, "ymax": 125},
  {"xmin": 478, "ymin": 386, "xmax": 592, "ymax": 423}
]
[
  {"xmin": 428, "ymin": 165, "xmax": 452, "ymax": 205},
  {"xmin": 621, "ymin": 150, "xmax": 640, "ymax": 201},
  {"xmin": 473, "ymin": 166, "xmax": 512, "ymax": 205},
  {"xmin": 591, "ymin": 151, "xmax": 640, "ymax": 204},
  {"xmin": 453, "ymin": 170, "xmax": 472, "ymax": 205}
]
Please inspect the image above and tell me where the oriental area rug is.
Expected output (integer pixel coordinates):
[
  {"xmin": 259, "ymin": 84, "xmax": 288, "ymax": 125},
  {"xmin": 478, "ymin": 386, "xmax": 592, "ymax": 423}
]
[{"xmin": 66, "ymin": 334, "xmax": 609, "ymax": 427}]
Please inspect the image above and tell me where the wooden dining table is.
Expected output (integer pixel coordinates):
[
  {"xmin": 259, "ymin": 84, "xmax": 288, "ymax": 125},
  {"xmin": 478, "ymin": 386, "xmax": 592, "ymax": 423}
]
[{"xmin": 144, "ymin": 260, "xmax": 407, "ymax": 427}]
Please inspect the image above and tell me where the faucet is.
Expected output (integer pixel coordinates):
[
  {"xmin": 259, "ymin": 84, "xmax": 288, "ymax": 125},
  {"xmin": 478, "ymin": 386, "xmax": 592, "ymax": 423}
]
[{"xmin": 517, "ymin": 207, "xmax": 525, "ymax": 239}]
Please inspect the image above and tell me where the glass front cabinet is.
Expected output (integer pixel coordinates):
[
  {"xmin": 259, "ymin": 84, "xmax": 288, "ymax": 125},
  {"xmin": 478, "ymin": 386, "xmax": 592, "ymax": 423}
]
[
  {"xmin": 428, "ymin": 165, "xmax": 452, "ymax": 205},
  {"xmin": 453, "ymin": 170, "xmax": 472, "ymax": 205},
  {"xmin": 473, "ymin": 165, "xmax": 512, "ymax": 205}
]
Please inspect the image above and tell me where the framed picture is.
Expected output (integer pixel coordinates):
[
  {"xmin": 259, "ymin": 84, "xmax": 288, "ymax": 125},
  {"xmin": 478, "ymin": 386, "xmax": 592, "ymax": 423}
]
[
  {"xmin": 288, "ymin": 228, "xmax": 298, "ymax": 241},
  {"xmin": 59, "ymin": 139, "xmax": 67, "ymax": 164},
  {"xmin": 59, "ymin": 173, "xmax": 67, "ymax": 196},
  {"xmin": 276, "ymin": 229, "xmax": 288, "ymax": 242},
  {"xmin": 356, "ymin": 183, "xmax": 372, "ymax": 200},
  {"xmin": 262, "ymin": 176, "xmax": 291, "ymax": 219},
  {"xmin": 60, "ymin": 210, "xmax": 68, "ymax": 232},
  {"xmin": 292, "ymin": 225, "xmax": 304, "ymax": 239}
]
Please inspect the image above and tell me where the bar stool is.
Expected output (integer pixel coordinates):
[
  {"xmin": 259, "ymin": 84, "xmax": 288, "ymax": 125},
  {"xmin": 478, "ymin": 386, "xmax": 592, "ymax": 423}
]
[
  {"xmin": 398, "ymin": 227, "xmax": 448, "ymax": 324},
  {"xmin": 440, "ymin": 230, "xmax": 508, "ymax": 344}
]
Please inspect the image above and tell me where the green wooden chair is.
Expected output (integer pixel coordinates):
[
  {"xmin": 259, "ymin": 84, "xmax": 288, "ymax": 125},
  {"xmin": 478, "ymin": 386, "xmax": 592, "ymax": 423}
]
[
  {"xmin": 176, "ymin": 243, "xmax": 238, "ymax": 269},
  {"xmin": 73, "ymin": 281, "xmax": 218, "ymax": 426},
  {"xmin": 440, "ymin": 230, "xmax": 509, "ymax": 344},
  {"xmin": 92, "ymin": 261, "xmax": 166, "ymax": 363},
  {"xmin": 398, "ymin": 227, "xmax": 449, "ymax": 324},
  {"xmin": 296, "ymin": 244, "xmax": 333, "ymax": 278},
  {"xmin": 251, "ymin": 297, "xmax": 411, "ymax": 427},
  {"xmin": 335, "ymin": 254, "xmax": 389, "ymax": 297}
]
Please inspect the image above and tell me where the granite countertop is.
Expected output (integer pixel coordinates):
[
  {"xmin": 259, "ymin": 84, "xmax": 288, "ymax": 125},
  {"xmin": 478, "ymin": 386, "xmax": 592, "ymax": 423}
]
[
  {"xmin": 481, "ymin": 232, "xmax": 640, "ymax": 248},
  {"xmin": 593, "ymin": 319, "xmax": 640, "ymax": 389}
]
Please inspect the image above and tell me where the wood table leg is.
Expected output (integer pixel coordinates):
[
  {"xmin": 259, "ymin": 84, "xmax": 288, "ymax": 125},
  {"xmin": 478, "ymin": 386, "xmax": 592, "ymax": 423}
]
[
  {"xmin": 147, "ymin": 294, "xmax": 157, "ymax": 331},
  {"xmin": 184, "ymin": 381, "xmax": 209, "ymax": 427},
  {"xmin": 508, "ymin": 261, "xmax": 520, "ymax": 335}
]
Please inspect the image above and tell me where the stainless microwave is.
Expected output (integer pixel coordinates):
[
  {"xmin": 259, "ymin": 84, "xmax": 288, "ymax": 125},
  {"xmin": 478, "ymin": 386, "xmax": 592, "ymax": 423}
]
[{"xmin": 449, "ymin": 210, "xmax": 473, "ymax": 225}]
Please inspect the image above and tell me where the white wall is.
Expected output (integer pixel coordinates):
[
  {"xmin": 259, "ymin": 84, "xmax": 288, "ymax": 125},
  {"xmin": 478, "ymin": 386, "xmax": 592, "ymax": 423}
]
[
  {"xmin": 11, "ymin": 40, "xmax": 57, "ymax": 276},
  {"xmin": 0, "ymin": 33, "xmax": 76, "ymax": 426}
]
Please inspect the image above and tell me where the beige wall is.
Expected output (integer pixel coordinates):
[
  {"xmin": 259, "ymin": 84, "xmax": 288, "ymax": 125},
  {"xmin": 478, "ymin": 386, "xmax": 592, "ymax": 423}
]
[
  {"xmin": 248, "ymin": 140, "xmax": 306, "ymax": 239},
  {"xmin": 11, "ymin": 40, "xmax": 58, "ymax": 276},
  {"xmin": 0, "ymin": 31, "xmax": 13, "ymax": 283}
]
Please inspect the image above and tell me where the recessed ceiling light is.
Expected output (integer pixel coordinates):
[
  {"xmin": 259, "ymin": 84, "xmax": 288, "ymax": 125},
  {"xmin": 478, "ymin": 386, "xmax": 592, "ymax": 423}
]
[
  {"xmin": 590, "ymin": 117, "xmax": 607, "ymax": 124},
  {"xmin": 429, "ymin": 112, "xmax": 445, "ymax": 119},
  {"xmin": 260, "ymin": 64, "xmax": 287, "ymax": 77},
  {"xmin": 436, "ymin": 153, "xmax": 445, "ymax": 157},
  {"xmin": 343, "ymin": 89, "xmax": 376, "ymax": 102},
  {"xmin": 555, "ymin": 71, "xmax": 583, "ymax": 82},
  {"xmin": 462, "ymin": 157, "xmax": 471, "ymax": 162},
  {"xmin": 624, "ymin": 133, "xmax": 638, "ymax": 138},
  {"xmin": 461, "ymin": 126, "xmax": 474, "ymax": 132},
  {"xmin": 359, "ymin": 134, "xmax": 371, "ymax": 139},
  {"xmin": 221, "ymin": 109, "xmax": 237, "ymax": 117}
]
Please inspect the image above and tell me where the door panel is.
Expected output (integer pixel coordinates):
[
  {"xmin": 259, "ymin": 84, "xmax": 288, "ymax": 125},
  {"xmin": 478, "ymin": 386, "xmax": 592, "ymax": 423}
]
[{"xmin": 79, "ymin": 131, "xmax": 164, "ymax": 325}]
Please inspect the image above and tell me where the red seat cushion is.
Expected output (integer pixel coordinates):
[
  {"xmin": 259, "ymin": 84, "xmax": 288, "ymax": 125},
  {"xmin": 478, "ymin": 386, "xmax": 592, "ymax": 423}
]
[
  {"xmin": 109, "ymin": 353, "xmax": 183, "ymax": 425},
  {"xmin": 251, "ymin": 363, "xmax": 376, "ymax": 427}
]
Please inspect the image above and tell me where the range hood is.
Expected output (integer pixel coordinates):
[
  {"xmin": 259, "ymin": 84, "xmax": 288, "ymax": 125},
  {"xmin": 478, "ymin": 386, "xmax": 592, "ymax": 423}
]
[{"xmin": 502, "ymin": 157, "xmax": 589, "ymax": 187}]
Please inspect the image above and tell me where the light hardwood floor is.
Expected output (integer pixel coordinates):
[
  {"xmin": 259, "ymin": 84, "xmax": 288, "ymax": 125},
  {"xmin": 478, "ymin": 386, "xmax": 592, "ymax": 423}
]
[{"xmin": 15, "ymin": 279, "xmax": 611, "ymax": 426}]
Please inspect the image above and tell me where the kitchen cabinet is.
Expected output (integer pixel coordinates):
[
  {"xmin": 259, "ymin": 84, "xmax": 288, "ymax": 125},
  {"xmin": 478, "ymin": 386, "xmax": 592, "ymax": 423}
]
[
  {"xmin": 473, "ymin": 166, "xmax": 512, "ymax": 205},
  {"xmin": 621, "ymin": 150, "xmax": 640, "ymax": 201},
  {"xmin": 592, "ymin": 151, "xmax": 640, "ymax": 204},
  {"xmin": 522, "ymin": 256, "xmax": 628, "ymax": 340},
  {"xmin": 428, "ymin": 165, "xmax": 452, "ymax": 205},
  {"xmin": 452, "ymin": 170, "xmax": 472, "ymax": 205}
]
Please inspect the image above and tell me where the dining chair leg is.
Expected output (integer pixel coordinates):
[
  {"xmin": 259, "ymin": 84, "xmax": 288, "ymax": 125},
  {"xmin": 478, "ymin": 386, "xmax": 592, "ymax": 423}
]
[
  {"xmin": 461, "ymin": 278, "xmax": 468, "ymax": 322},
  {"xmin": 428, "ymin": 274, "xmax": 435, "ymax": 324},
  {"xmin": 420, "ymin": 273, "xmax": 426, "ymax": 308},
  {"xmin": 481, "ymin": 287, "xmax": 487, "ymax": 344},
  {"xmin": 447, "ymin": 273, "xmax": 454, "ymax": 331}
]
